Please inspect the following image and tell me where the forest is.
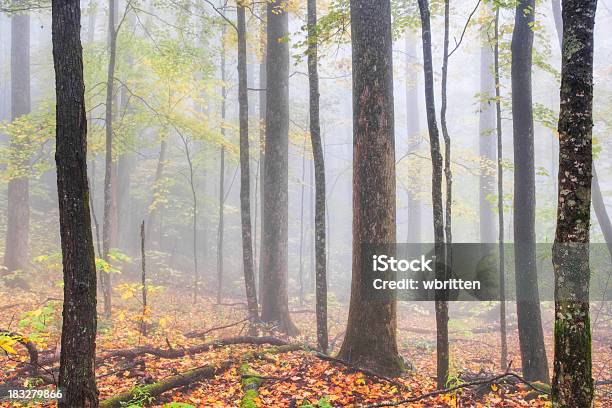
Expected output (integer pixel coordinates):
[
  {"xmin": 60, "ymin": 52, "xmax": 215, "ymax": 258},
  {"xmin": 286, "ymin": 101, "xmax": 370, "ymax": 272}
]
[{"xmin": 0, "ymin": 0, "xmax": 610, "ymax": 406}]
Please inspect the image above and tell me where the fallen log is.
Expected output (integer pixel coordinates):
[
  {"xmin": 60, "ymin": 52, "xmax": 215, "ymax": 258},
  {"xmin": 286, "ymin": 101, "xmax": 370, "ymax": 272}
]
[
  {"xmin": 184, "ymin": 317, "xmax": 251, "ymax": 338},
  {"xmin": 99, "ymin": 344, "xmax": 301, "ymax": 408},
  {"xmin": 239, "ymin": 363, "xmax": 263, "ymax": 408}
]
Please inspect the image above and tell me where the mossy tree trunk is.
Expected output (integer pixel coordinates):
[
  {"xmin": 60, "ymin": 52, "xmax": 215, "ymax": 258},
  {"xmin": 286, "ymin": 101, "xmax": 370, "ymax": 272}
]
[{"xmin": 552, "ymin": 0, "xmax": 597, "ymax": 406}]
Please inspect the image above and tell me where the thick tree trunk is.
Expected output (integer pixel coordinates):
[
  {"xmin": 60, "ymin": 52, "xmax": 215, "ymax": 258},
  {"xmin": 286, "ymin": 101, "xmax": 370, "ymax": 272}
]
[
  {"xmin": 511, "ymin": 0, "xmax": 549, "ymax": 383},
  {"xmin": 338, "ymin": 0, "xmax": 401, "ymax": 377},
  {"xmin": 260, "ymin": 0, "xmax": 298, "ymax": 335},
  {"xmin": 52, "ymin": 1, "xmax": 99, "ymax": 405},
  {"xmin": 237, "ymin": 3, "xmax": 259, "ymax": 323},
  {"xmin": 4, "ymin": 5, "xmax": 30, "ymax": 275},
  {"xmin": 306, "ymin": 0, "xmax": 328, "ymax": 351},
  {"xmin": 102, "ymin": 0, "xmax": 119, "ymax": 319},
  {"xmin": 493, "ymin": 9, "xmax": 508, "ymax": 370},
  {"xmin": 417, "ymin": 0, "xmax": 448, "ymax": 389},
  {"xmin": 478, "ymin": 3, "xmax": 497, "ymax": 244},
  {"xmin": 552, "ymin": 1, "xmax": 597, "ymax": 406},
  {"xmin": 405, "ymin": 32, "xmax": 421, "ymax": 244}
]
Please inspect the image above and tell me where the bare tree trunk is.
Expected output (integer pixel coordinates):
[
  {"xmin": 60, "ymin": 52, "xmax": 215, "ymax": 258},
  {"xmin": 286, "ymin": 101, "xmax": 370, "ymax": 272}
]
[
  {"xmin": 217, "ymin": 146, "xmax": 225, "ymax": 303},
  {"xmin": 338, "ymin": 0, "xmax": 401, "ymax": 376},
  {"xmin": 102, "ymin": 0, "xmax": 119, "ymax": 319},
  {"xmin": 138, "ymin": 221, "xmax": 147, "ymax": 336},
  {"xmin": 260, "ymin": 0, "xmax": 298, "ymax": 335},
  {"xmin": 237, "ymin": 3, "xmax": 259, "ymax": 323},
  {"xmin": 479, "ymin": 3, "xmax": 497, "ymax": 244},
  {"xmin": 417, "ymin": 0, "xmax": 447, "ymax": 388},
  {"xmin": 52, "ymin": 1, "xmax": 99, "ymax": 405},
  {"xmin": 511, "ymin": 0, "xmax": 549, "ymax": 383},
  {"xmin": 257, "ymin": 11, "xmax": 266, "ymax": 306},
  {"xmin": 552, "ymin": 1, "xmax": 597, "ymax": 405},
  {"xmin": 217, "ymin": 26, "xmax": 226, "ymax": 305},
  {"xmin": 4, "ymin": 3, "xmax": 30, "ymax": 275},
  {"xmin": 298, "ymin": 147, "xmax": 306, "ymax": 306},
  {"xmin": 493, "ymin": 9, "xmax": 508, "ymax": 370},
  {"xmin": 405, "ymin": 32, "xmax": 421, "ymax": 244},
  {"xmin": 307, "ymin": 0, "xmax": 328, "ymax": 354},
  {"xmin": 145, "ymin": 138, "xmax": 167, "ymax": 247}
]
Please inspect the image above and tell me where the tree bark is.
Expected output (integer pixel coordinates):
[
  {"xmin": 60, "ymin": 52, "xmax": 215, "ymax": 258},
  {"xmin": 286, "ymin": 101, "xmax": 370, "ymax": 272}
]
[
  {"xmin": 306, "ymin": 0, "xmax": 328, "ymax": 351},
  {"xmin": 338, "ymin": 0, "xmax": 401, "ymax": 377},
  {"xmin": 4, "ymin": 2, "xmax": 30, "ymax": 275},
  {"xmin": 52, "ymin": 1, "xmax": 99, "ymax": 405},
  {"xmin": 511, "ymin": 0, "xmax": 549, "ymax": 383},
  {"xmin": 102, "ymin": 0, "xmax": 119, "ymax": 319},
  {"xmin": 257, "ymin": 10, "xmax": 266, "ymax": 306},
  {"xmin": 237, "ymin": 2, "xmax": 259, "ymax": 323},
  {"xmin": 493, "ymin": 9, "xmax": 508, "ymax": 371},
  {"xmin": 260, "ymin": 0, "xmax": 298, "ymax": 335},
  {"xmin": 417, "ymin": 0, "xmax": 448, "ymax": 388},
  {"xmin": 552, "ymin": 0, "xmax": 597, "ymax": 405}
]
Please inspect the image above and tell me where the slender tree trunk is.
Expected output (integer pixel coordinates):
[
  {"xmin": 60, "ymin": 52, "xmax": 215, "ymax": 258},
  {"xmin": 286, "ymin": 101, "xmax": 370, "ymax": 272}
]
[
  {"xmin": 145, "ymin": 137, "xmax": 167, "ymax": 247},
  {"xmin": 52, "ymin": 1, "xmax": 99, "ymax": 405},
  {"xmin": 140, "ymin": 221, "xmax": 147, "ymax": 336},
  {"xmin": 258, "ymin": 11, "xmax": 267, "ymax": 306},
  {"xmin": 493, "ymin": 9, "xmax": 508, "ymax": 370},
  {"xmin": 511, "ymin": 0, "xmax": 549, "ymax": 383},
  {"xmin": 417, "ymin": 0, "xmax": 447, "ymax": 388},
  {"xmin": 236, "ymin": 3, "xmax": 259, "ymax": 323},
  {"xmin": 102, "ymin": 0, "xmax": 119, "ymax": 319},
  {"xmin": 479, "ymin": 3, "xmax": 497, "ymax": 244},
  {"xmin": 217, "ymin": 146, "xmax": 225, "ymax": 303},
  {"xmin": 4, "ymin": 3, "xmax": 30, "ymax": 275},
  {"xmin": 217, "ymin": 26, "xmax": 227, "ymax": 305},
  {"xmin": 298, "ymin": 147, "xmax": 306, "ymax": 305},
  {"xmin": 405, "ymin": 32, "xmax": 421, "ymax": 244},
  {"xmin": 307, "ymin": 0, "xmax": 328, "ymax": 354},
  {"xmin": 552, "ymin": 1, "xmax": 597, "ymax": 405},
  {"xmin": 260, "ymin": 0, "xmax": 298, "ymax": 335},
  {"xmin": 338, "ymin": 0, "xmax": 401, "ymax": 376}
]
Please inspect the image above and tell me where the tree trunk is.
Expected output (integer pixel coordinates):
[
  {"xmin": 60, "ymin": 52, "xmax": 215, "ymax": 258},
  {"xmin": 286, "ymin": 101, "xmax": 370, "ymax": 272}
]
[
  {"xmin": 511, "ymin": 0, "xmax": 549, "ymax": 383},
  {"xmin": 52, "ymin": 1, "xmax": 99, "ymax": 405},
  {"xmin": 145, "ymin": 137, "xmax": 167, "ymax": 247},
  {"xmin": 417, "ymin": 0, "xmax": 448, "ymax": 388},
  {"xmin": 478, "ymin": 3, "xmax": 497, "ymax": 244},
  {"xmin": 308, "ymin": 0, "xmax": 328, "ymax": 354},
  {"xmin": 237, "ymin": 3, "xmax": 259, "ymax": 323},
  {"xmin": 257, "ymin": 10, "xmax": 267, "ymax": 307},
  {"xmin": 493, "ymin": 9, "xmax": 508, "ymax": 370},
  {"xmin": 338, "ymin": 0, "xmax": 401, "ymax": 377},
  {"xmin": 260, "ymin": 0, "xmax": 298, "ymax": 335},
  {"xmin": 551, "ymin": 0, "xmax": 597, "ymax": 405},
  {"xmin": 405, "ymin": 32, "xmax": 421, "ymax": 244},
  {"xmin": 217, "ymin": 26, "xmax": 226, "ymax": 305},
  {"xmin": 551, "ymin": 0, "xmax": 612, "ymax": 261},
  {"xmin": 4, "ymin": 4, "xmax": 30, "ymax": 275},
  {"xmin": 102, "ymin": 0, "xmax": 119, "ymax": 319},
  {"xmin": 140, "ymin": 221, "xmax": 147, "ymax": 336},
  {"xmin": 298, "ymin": 147, "xmax": 306, "ymax": 305}
]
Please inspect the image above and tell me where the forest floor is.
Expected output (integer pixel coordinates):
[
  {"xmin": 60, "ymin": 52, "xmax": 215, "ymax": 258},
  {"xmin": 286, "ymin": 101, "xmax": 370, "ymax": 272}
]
[{"xmin": 0, "ymin": 284, "xmax": 611, "ymax": 407}]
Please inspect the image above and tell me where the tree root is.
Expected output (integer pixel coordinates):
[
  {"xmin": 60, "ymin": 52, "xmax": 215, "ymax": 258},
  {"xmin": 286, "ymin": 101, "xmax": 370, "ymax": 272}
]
[{"xmin": 99, "ymin": 344, "xmax": 302, "ymax": 408}]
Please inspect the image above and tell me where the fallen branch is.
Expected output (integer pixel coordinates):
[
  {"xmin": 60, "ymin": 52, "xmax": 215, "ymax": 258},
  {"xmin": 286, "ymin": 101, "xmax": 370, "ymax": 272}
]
[
  {"xmin": 184, "ymin": 317, "xmax": 251, "ymax": 338},
  {"xmin": 98, "ymin": 336, "xmax": 292, "ymax": 364},
  {"xmin": 99, "ymin": 344, "xmax": 301, "ymax": 408},
  {"xmin": 361, "ymin": 371, "xmax": 549, "ymax": 407}
]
